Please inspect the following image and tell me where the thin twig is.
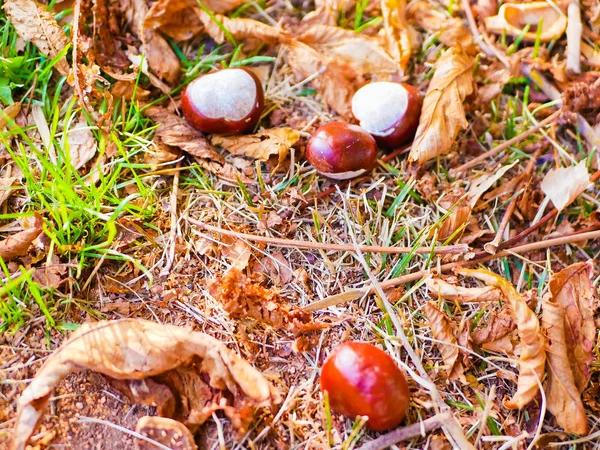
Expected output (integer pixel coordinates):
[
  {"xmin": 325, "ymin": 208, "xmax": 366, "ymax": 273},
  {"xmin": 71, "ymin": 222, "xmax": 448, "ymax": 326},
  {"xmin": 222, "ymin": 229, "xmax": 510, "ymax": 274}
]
[
  {"xmin": 566, "ymin": 0, "xmax": 582, "ymax": 74},
  {"xmin": 451, "ymin": 110, "xmax": 561, "ymax": 174},
  {"xmin": 189, "ymin": 218, "xmax": 469, "ymax": 255},
  {"xmin": 355, "ymin": 412, "xmax": 450, "ymax": 450}
]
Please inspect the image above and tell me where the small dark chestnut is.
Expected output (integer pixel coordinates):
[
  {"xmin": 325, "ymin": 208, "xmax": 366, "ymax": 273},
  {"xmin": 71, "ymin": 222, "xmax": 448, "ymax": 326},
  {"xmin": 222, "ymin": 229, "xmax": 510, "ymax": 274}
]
[
  {"xmin": 320, "ymin": 341, "xmax": 410, "ymax": 431},
  {"xmin": 182, "ymin": 67, "xmax": 264, "ymax": 135},
  {"xmin": 351, "ymin": 82, "xmax": 422, "ymax": 149},
  {"xmin": 305, "ymin": 121, "xmax": 377, "ymax": 180}
]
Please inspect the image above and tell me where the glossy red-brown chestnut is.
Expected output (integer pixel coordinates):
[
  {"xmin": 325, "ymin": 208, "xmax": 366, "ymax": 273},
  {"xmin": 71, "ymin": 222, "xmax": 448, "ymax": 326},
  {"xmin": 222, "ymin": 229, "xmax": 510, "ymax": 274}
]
[
  {"xmin": 320, "ymin": 341, "xmax": 410, "ymax": 431},
  {"xmin": 351, "ymin": 82, "xmax": 422, "ymax": 149},
  {"xmin": 182, "ymin": 67, "xmax": 264, "ymax": 135},
  {"xmin": 306, "ymin": 122, "xmax": 377, "ymax": 180}
]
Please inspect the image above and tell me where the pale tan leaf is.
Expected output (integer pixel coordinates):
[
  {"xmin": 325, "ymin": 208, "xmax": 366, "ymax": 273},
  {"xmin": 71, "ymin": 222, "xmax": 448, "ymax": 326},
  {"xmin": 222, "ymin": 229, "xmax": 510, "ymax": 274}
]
[
  {"xmin": 426, "ymin": 277, "xmax": 502, "ymax": 302},
  {"xmin": 144, "ymin": 107, "xmax": 224, "ymax": 162},
  {"xmin": 196, "ymin": 9, "xmax": 289, "ymax": 45},
  {"xmin": 222, "ymin": 237, "xmax": 251, "ymax": 271},
  {"xmin": 458, "ymin": 268, "xmax": 545, "ymax": 409},
  {"xmin": 0, "ymin": 213, "xmax": 43, "ymax": 262},
  {"xmin": 285, "ymin": 41, "xmax": 360, "ymax": 118},
  {"xmin": 409, "ymin": 1, "xmax": 473, "ymax": 49},
  {"xmin": 11, "ymin": 319, "xmax": 279, "ymax": 450},
  {"xmin": 380, "ymin": 0, "xmax": 415, "ymax": 70},
  {"xmin": 542, "ymin": 295, "xmax": 588, "ymax": 435},
  {"xmin": 541, "ymin": 160, "xmax": 591, "ymax": 211},
  {"xmin": 0, "ymin": 176, "xmax": 20, "ymax": 208},
  {"xmin": 549, "ymin": 261, "xmax": 595, "ymax": 393},
  {"xmin": 298, "ymin": 25, "xmax": 398, "ymax": 75},
  {"xmin": 300, "ymin": 0, "xmax": 346, "ymax": 27},
  {"xmin": 211, "ymin": 128, "xmax": 299, "ymax": 164},
  {"xmin": 66, "ymin": 115, "xmax": 97, "ymax": 170},
  {"xmin": 0, "ymin": 103, "xmax": 21, "ymax": 129},
  {"xmin": 424, "ymin": 301, "xmax": 465, "ymax": 381},
  {"xmin": 408, "ymin": 46, "xmax": 474, "ymax": 164},
  {"xmin": 467, "ymin": 160, "xmax": 518, "ymax": 207},
  {"xmin": 4, "ymin": 0, "xmax": 70, "ymax": 76},
  {"xmin": 144, "ymin": 0, "xmax": 203, "ymax": 41},
  {"xmin": 202, "ymin": 0, "xmax": 248, "ymax": 13}
]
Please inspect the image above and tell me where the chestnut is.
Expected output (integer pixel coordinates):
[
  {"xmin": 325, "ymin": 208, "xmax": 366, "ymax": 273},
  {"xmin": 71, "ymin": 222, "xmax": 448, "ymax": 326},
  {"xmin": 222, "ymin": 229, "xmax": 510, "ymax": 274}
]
[
  {"xmin": 320, "ymin": 341, "xmax": 410, "ymax": 431},
  {"xmin": 182, "ymin": 67, "xmax": 264, "ymax": 135},
  {"xmin": 305, "ymin": 122, "xmax": 377, "ymax": 180},
  {"xmin": 351, "ymin": 82, "xmax": 422, "ymax": 149}
]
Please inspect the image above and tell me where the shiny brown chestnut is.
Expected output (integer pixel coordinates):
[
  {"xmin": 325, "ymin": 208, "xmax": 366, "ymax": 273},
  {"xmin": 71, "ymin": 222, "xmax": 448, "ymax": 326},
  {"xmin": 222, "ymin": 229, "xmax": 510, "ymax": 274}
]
[
  {"xmin": 351, "ymin": 82, "xmax": 422, "ymax": 149},
  {"xmin": 320, "ymin": 341, "xmax": 410, "ymax": 431},
  {"xmin": 182, "ymin": 67, "xmax": 264, "ymax": 135},
  {"xmin": 305, "ymin": 122, "xmax": 377, "ymax": 180}
]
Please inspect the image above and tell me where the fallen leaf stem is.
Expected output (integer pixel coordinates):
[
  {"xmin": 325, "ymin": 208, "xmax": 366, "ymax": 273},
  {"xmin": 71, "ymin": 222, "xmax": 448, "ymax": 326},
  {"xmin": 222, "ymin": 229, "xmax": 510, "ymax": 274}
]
[{"xmin": 189, "ymin": 218, "xmax": 468, "ymax": 255}]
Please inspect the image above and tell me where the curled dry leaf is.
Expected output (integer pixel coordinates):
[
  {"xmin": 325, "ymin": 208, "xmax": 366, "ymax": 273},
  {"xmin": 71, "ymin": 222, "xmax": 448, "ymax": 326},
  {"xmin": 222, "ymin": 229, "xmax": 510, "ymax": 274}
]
[
  {"xmin": 11, "ymin": 319, "xmax": 279, "ymax": 450},
  {"xmin": 408, "ymin": 46, "xmax": 474, "ymax": 164},
  {"xmin": 380, "ymin": 0, "xmax": 415, "ymax": 71},
  {"xmin": 458, "ymin": 268, "xmax": 545, "ymax": 409},
  {"xmin": 0, "ymin": 102, "xmax": 21, "ymax": 129},
  {"xmin": 211, "ymin": 127, "xmax": 299, "ymax": 165},
  {"xmin": 65, "ymin": 115, "xmax": 97, "ymax": 170},
  {"xmin": 542, "ymin": 261, "xmax": 595, "ymax": 434},
  {"xmin": 298, "ymin": 25, "xmax": 398, "ymax": 76},
  {"xmin": 541, "ymin": 160, "xmax": 591, "ymax": 211},
  {"xmin": 4, "ymin": 0, "xmax": 70, "ymax": 76},
  {"xmin": 409, "ymin": 2, "xmax": 473, "ymax": 49},
  {"xmin": 0, "ymin": 213, "xmax": 43, "ymax": 261},
  {"xmin": 144, "ymin": 0, "xmax": 203, "ymax": 41},
  {"xmin": 426, "ymin": 277, "xmax": 502, "ymax": 302},
  {"xmin": 424, "ymin": 301, "xmax": 465, "ymax": 381},
  {"xmin": 471, "ymin": 307, "xmax": 516, "ymax": 355},
  {"xmin": 208, "ymin": 269, "xmax": 327, "ymax": 336},
  {"xmin": 285, "ymin": 41, "xmax": 360, "ymax": 118}
]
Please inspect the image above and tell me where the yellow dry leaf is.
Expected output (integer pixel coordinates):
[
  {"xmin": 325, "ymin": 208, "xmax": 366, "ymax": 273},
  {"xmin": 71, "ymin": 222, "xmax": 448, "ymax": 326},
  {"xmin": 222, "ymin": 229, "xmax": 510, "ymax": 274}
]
[
  {"xmin": 408, "ymin": 46, "xmax": 474, "ymax": 164},
  {"xmin": 426, "ymin": 277, "xmax": 502, "ymax": 302},
  {"xmin": 211, "ymin": 127, "xmax": 299, "ymax": 164},
  {"xmin": 0, "ymin": 103, "xmax": 21, "ymax": 129},
  {"xmin": 298, "ymin": 25, "xmax": 398, "ymax": 76},
  {"xmin": 0, "ymin": 213, "xmax": 43, "ymax": 262},
  {"xmin": 380, "ymin": 0, "xmax": 415, "ymax": 71},
  {"xmin": 65, "ymin": 115, "xmax": 97, "ymax": 170},
  {"xmin": 11, "ymin": 319, "xmax": 279, "ymax": 450},
  {"xmin": 285, "ymin": 41, "xmax": 360, "ymax": 118},
  {"xmin": 458, "ymin": 268, "xmax": 545, "ymax": 409},
  {"xmin": 424, "ymin": 301, "xmax": 465, "ymax": 381},
  {"xmin": 409, "ymin": 1, "xmax": 473, "ymax": 49},
  {"xmin": 4, "ymin": 0, "xmax": 70, "ymax": 76}
]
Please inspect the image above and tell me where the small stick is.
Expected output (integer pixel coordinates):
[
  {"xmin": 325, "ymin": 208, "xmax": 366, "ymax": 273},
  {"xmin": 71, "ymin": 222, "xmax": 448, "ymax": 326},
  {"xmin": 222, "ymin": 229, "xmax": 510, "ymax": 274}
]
[
  {"xmin": 189, "ymin": 218, "xmax": 469, "ymax": 255},
  {"xmin": 355, "ymin": 412, "xmax": 450, "ymax": 450},
  {"xmin": 566, "ymin": 0, "xmax": 582, "ymax": 74},
  {"xmin": 451, "ymin": 110, "xmax": 561, "ymax": 174}
]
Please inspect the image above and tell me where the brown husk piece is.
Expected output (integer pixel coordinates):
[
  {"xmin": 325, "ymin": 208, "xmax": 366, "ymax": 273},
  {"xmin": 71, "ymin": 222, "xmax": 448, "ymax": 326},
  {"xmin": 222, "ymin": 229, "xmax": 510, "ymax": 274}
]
[
  {"xmin": 135, "ymin": 416, "xmax": 197, "ymax": 450},
  {"xmin": 10, "ymin": 319, "xmax": 279, "ymax": 450}
]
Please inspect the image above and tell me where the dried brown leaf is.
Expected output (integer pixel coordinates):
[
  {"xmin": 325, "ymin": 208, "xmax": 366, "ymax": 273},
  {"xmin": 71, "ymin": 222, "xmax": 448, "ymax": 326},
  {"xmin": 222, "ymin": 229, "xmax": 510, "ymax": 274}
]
[
  {"xmin": 380, "ymin": 0, "xmax": 415, "ymax": 70},
  {"xmin": 541, "ymin": 160, "xmax": 591, "ymax": 211},
  {"xmin": 542, "ymin": 295, "xmax": 588, "ymax": 435},
  {"xmin": 66, "ymin": 115, "xmax": 97, "ymax": 170},
  {"xmin": 426, "ymin": 277, "xmax": 502, "ymax": 302},
  {"xmin": 0, "ymin": 213, "xmax": 43, "ymax": 262},
  {"xmin": 300, "ymin": 0, "xmax": 346, "ymax": 27},
  {"xmin": 141, "ymin": 29, "xmax": 180, "ymax": 84},
  {"xmin": 0, "ymin": 176, "xmax": 20, "ymax": 208},
  {"xmin": 4, "ymin": 0, "xmax": 70, "ymax": 76},
  {"xmin": 211, "ymin": 127, "xmax": 299, "ymax": 166},
  {"xmin": 409, "ymin": 1, "xmax": 473, "ymax": 49},
  {"xmin": 285, "ymin": 41, "xmax": 360, "ymax": 118},
  {"xmin": 0, "ymin": 103, "xmax": 21, "ymax": 129},
  {"xmin": 144, "ymin": 107, "xmax": 223, "ymax": 162},
  {"xmin": 11, "ymin": 319, "xmax": 279, "ymax": 450},
  {"xmin": 471, "ymin": 307, "xmax": 515, "ymax": 347},
  {"xmin": 458, "ymin": 269, "xmax": 545, "ymax": 409},
  {"xmin": 409, "ymin": 46, "xmax": 474, "ymax": 164},
  {"xmin": 144, "ymin": 0, "xmax": 203, "ymax": 41},
  {"xmin": 298, "ymin": 25, "xmax": 398, "ymax": 75},
  {"xmin": 135, "ymin": 417, "xmax": 197, "ymax": 450},
  {"xmin": 424, "ymin": 301, "xmax": 465, "ymax": 381}
]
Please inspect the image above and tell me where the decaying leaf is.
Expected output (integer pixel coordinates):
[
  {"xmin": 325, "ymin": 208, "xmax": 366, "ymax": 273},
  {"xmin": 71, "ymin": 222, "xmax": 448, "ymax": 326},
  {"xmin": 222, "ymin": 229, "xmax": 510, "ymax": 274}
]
[
  {"xmin": 285, "ymin": 41, "xmax": 360, "ymax": 118},
  {"xmin": 298, "ymin": 25, "xmax": 398, "ymax": 76},
  {"xmin": 542, "ymin": 261, "xmax": 595, "ymax": 434},
  {"xmin": 0, "ymin": 175, "xmax": 20, "ymax": 208},
  {"xmin": 0, "ymin": 103, "xmax": 21, "ymax": 129},
  {"xmin": 426, "ymin": 277, "xmax": 502, "ymax": 302},
  {"xmin": 300, "ymin": 0, "xmax": 347, "ymax": 27},
  {"xmin": 221, "ymin": 236, "xmax": 252, "ymax": 271},
  {"xmin": 380, "ymin": 0, "xmax": 415, "ymax": 71},
  {"xmin": 458, "ymin": 268, "xmax": 545, "ymax": 409},
  {"xmin": 0, "ymin": 213, "xmax": 43, "ymax": 262},
  {"xmin": 409, "ymin": 2, "xmax": 473, "ymax": 49},
  {"xmin": 65, "ymin": 115, "xmax": 97, "ymax": 170},
  {"xmin": 4, "ymin": 0, "xmax": 70, "ymax": 76},
  {"xmin": 144, "ymin": 0, "xmax": 203, "ymax": 41},
  {"xmin": 135, "ymin": 417, "xmax": 197, "ymax": 450},
  {"xmin": 11, "ymin": 319, "xmax": 279, "ymax": 450},
  {"xmin": 196, "ymin": 9, "xmax": 289, "ymax": 45},
  {"xmin": 211, "ymin": 127, "xmax": 299, "ymax": 165},
  {"xmin": 208, "ymin": 269, "xmax": 327, "ymax": 336},
  {"xmin": 471, "ymin": 307, "xmax": 516, "ymax": 355},
  {"xmin": 424, "ymin": 301, "xmax": 465, "ymax": 381},
  {"xmin": 408, "ymin": 46, "xmax": 474, "ymax": 164},
  {"xmin": 541, "ymin": 160, "xmax": 591, "ymax": 211}
]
